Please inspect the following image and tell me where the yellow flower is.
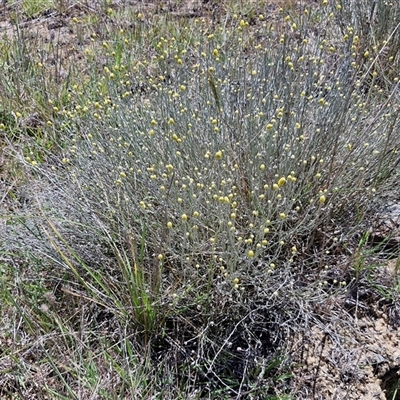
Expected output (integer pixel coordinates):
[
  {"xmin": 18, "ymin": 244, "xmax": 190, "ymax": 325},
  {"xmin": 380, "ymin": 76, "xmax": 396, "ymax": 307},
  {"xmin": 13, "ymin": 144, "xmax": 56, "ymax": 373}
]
[
  {"xmin": 319, "ymin": 195, "xmax": 326, "ymax": 204},
  {"xmin": 172, "ymin": 133, "xmax": 181, "ymax": 143},
  {"xmin": 247, "ymin": 250, "xmax": 255, "ymax": 258},
  {"xmin": 215, "ymin": 150, "xmax": 223, "ymax": 159},
  {"xmin": 278, "ymin": 177, "xmax": 286, "ymax": 187}
]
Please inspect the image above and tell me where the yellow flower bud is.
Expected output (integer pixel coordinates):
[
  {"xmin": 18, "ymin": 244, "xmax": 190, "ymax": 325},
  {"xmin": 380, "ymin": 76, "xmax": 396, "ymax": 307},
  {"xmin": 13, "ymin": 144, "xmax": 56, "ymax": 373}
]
[
  {"xmin": 278, "ymin": 177, "xmax": 286, "ymax": 187},
  {"xmin": 215, "ymin": 150, "xmax": 223, "ymax": 159}
]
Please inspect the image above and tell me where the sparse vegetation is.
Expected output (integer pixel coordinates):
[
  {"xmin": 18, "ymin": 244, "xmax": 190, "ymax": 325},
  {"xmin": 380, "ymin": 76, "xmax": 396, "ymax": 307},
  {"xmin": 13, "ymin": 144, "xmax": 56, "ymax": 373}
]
[{"xmin": 1, "ymin": 1, "xmax": 399, "ymax": 399}]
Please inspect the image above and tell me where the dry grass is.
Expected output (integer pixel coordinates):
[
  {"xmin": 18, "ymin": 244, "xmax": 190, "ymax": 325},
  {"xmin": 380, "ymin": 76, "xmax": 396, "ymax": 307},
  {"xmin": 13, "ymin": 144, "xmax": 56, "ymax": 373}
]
[{"xmin": 1, "ymin": 1, "xmax": 400, "ymax": 398}]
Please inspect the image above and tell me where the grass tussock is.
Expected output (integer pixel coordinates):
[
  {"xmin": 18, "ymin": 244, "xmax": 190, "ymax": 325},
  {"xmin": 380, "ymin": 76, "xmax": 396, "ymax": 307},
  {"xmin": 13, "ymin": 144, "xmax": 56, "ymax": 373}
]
[{"xmin": 1, "ymin": 1, "xmax": 400, "ymax": 398}]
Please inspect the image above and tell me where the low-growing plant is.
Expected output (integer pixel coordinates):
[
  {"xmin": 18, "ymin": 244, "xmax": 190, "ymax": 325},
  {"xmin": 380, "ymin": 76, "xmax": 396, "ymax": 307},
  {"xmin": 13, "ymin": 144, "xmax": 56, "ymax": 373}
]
[
  {"xmin": 2, "ymin": 0, "xmax": 400, "ymax": 397},
  {"xmin": 44, "ymin": 218, "xmax": 163, "ymax": 342}
]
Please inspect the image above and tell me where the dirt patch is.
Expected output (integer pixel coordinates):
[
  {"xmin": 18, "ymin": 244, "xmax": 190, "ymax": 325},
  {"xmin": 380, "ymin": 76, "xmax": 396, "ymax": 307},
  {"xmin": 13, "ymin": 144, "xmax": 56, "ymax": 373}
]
[
  {"xmin": 295, "ymin": 316, "xmax": 400, "ymax": 399},
  {"xmin": 292, "ymin": 260, "xmax": 400, "ymax": 399}
]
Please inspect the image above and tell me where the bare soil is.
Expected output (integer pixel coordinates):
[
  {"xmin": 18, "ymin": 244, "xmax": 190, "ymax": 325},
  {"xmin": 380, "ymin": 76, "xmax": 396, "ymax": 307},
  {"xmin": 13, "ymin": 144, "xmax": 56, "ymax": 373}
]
[{"xmin": 292, "ymin": 259, "xmax": 400, "ymax": 399}]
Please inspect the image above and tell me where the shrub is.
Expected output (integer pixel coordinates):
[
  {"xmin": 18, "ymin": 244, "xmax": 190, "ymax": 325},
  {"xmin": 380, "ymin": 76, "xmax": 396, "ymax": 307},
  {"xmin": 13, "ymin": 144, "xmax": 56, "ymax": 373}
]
[{"xmin": 3, "ymin": 0, "xmax": 400, "ymax": 397}]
